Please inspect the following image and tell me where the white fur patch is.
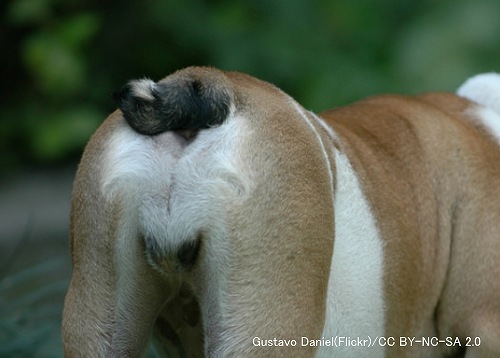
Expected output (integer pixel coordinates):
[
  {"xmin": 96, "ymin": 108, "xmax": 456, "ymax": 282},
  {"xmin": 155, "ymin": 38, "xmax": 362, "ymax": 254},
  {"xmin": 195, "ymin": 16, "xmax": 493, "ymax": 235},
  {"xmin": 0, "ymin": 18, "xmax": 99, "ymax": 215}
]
[
  {"xmin": 130, "ymin": 78, "xmax": 156, "ymax": 101},
  {"xmin": 457, "ymin": 72, "xmax": 500, "ymax": 115},
  {"xmin": 100, "ymin": 125, "xmax": 184, "ymax": 332},
  {"xmin": 102, "ymin": 115, "xmax": 251, "ymax": 251},
  {"xmin": 318, "ymin": 149, "xmax": 385, "ymax": 358},
  {"xmin": 101, "ymin": 115, "xmax": 252, "ymax": 354},
  {"xmin": 458, "ymin": 73, "xmax": 500, "ymax": 145},
  {"xmin": 101, "ymin": 125, "xmax": 180, "ymax": 202},
  {"xmin": 469, "ymin": 106, "xmax": 500, "ymax": 145}
]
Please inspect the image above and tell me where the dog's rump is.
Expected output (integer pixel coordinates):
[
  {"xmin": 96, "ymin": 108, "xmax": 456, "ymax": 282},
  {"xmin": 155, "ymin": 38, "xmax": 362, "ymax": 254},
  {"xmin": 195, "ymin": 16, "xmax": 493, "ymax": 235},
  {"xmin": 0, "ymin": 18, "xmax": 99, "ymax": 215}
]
[{"xmin": 63, "ymin": 67, "xmax": 500, "ymax": 357}]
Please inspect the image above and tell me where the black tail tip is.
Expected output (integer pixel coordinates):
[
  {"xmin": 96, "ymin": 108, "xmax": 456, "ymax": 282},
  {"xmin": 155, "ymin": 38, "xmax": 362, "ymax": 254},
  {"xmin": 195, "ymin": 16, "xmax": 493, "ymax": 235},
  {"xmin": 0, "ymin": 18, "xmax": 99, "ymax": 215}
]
[
  {"xmin": 113, "ymin": 79, "xmax": 163, "ymax": 135},
  {"xmin": 114, "ymin": 68, "xmax": 233, "ymax": 136}
]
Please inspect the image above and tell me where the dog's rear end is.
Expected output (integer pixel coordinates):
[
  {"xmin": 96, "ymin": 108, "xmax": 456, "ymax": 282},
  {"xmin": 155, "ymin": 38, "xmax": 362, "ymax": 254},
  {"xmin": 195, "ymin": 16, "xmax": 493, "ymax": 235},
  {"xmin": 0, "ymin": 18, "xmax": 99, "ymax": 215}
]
[
  {"xmin": 62, "ymin": 67, "xmax": 500, "ymax": 357},
  {"xmin": 63, "ymin": 67, "xmax": 334, "ymax": 357}
]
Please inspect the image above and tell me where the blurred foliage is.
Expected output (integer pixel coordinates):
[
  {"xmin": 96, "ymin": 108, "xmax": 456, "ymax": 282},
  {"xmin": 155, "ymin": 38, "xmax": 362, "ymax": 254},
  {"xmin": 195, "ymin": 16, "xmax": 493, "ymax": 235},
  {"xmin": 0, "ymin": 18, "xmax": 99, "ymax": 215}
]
[
  {"xmin": 0, "ymin": 258, "xmax": 68, "ymax": 357},
  {"xmin": 0, "ymin": 257, "xmax": 165, "ymax": 357},
  {"xmin": 1, "ymin": 0, "xmax": 499, "ymax": 171}
]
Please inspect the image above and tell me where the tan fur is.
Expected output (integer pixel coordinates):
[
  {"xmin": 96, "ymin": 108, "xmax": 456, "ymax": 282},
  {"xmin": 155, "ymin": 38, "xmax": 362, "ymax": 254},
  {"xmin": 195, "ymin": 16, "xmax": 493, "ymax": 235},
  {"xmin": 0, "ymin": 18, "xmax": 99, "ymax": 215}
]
[
  {"xmin": 322, "ymin": 93, "xmax": 500, "ymax": 357},
  {"xmin": 63, "ymin": 67, "xmax": 500, "ymax": 357},
  {"xmin": 63, "ymin": 115, "xmax": 172, "ymax": 357}
]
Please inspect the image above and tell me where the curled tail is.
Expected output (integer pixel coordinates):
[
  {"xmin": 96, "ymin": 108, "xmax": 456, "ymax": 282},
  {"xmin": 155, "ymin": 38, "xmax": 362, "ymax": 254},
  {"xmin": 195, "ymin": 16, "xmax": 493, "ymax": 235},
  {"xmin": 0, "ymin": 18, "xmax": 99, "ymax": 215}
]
[{"xmin": 114, "ymin": 67, "xmax": 233, "ymax": 135}]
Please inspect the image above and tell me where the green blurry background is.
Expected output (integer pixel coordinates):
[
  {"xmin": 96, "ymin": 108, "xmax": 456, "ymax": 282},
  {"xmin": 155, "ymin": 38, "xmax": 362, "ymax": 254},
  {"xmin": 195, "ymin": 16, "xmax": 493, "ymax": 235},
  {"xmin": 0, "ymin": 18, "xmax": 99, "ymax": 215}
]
[{"xmin": 0, "ymin": 0, "xmax": 498, "ymax": 356}]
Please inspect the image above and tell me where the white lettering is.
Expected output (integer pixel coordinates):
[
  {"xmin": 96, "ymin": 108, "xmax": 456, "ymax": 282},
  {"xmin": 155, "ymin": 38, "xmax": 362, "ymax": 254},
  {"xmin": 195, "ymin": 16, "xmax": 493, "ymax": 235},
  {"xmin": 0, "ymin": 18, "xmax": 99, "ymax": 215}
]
[
  {"xmin": 252, "ymin": 337, "xmax": 297, "ymax": 347},
  {"xmin": 301, "ymin": 337, "xmax": 334, "ymax": 347},
  {"xmin": 400, "ymin": 336, "xmax": 416, "ymax": 347}
]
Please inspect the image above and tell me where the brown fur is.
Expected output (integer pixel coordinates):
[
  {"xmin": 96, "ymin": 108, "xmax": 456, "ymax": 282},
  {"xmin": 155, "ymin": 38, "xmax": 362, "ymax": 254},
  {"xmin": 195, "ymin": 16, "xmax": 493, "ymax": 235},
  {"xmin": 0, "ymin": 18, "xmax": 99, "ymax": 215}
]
[
  {"xmin": 322, "ymin": 93, "xmax": 500, "ymax": 357},
  {"xmin": 63, "ymin": 68, "xmax": 500, "ymax": 357}
]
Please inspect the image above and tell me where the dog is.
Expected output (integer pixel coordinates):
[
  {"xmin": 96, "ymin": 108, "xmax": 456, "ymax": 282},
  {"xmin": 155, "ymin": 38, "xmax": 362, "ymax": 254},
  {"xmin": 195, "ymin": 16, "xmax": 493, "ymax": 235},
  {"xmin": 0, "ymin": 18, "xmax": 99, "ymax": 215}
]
[{"xmin": 62, "ymin": 67, "xmax": 500, "ymax": 357}]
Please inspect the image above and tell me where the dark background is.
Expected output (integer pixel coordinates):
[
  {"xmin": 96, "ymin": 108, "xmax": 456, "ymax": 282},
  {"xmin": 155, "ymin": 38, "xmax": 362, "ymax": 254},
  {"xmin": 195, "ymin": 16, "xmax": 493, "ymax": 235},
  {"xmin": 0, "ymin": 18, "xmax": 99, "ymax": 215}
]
[{"xmin": 1, "ymin": 0, "xmax": 499, "ymax": 356}]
